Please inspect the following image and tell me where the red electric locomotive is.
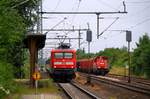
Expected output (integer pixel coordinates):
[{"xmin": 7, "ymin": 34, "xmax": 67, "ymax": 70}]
[
  {"xmin": 49, "ymin": 43, "xmax": 76, "ymax": 81},
  {"xmin": 77, "ymin": 56, "xmax": 109, "ymax": 76}
]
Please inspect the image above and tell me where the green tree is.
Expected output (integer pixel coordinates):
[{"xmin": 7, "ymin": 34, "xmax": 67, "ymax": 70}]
[
  {"xmin": 0, "ymin": 0, "xmax": 38, "ymax": 26},
  {"xmin": 0, "ymin": 61, "xmax": 16, "ymax": 98},
  {"xmin": 0, "ymin": 0, "xmax": 40, "ymax": 97},
  {"xmin": 76, "ymin": 47, "xmax": 128, "ymax": 68},
  {"xmin": 0, "ymin": 7, "xmax": 26, "ymax": 61},
  {"xmin": 132, "ymin": 34, "xmax": 150, "ymax": 78},
  {"xmin": 76, "ymin": 49, "xmax": 95, "ymax": 60},
  {"xmin": 0, "ymin": 0, "xmax": 40, "ymax": 78},
  {"xmin": 97, "ymin": 47, "xmax": 128, "ymax": 67}
]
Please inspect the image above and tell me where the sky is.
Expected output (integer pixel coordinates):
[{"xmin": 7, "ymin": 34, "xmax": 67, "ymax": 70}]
[{"xmin": 41, "ymin": 0, "xmax": 150, "ymax": 58}]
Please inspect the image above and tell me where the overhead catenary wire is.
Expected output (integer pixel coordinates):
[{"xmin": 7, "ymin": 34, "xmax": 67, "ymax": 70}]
[
  {"xmin": 64, "ymin": 0, "xmax": 82, "ymax": 36},
  {"xmin": 99, "ymin": 17, "xmax": 120, "ymax": 19},
  {"xmin": 107, "ymin": 2, "xmax": 150, "ymax": 32},
  {"xmin": 101, "ymin": 31, "xmax": 124, "ymax": 40},
  {"xmin": 53, "ymin": 0, "xmax": 61, "ymax": 11},
  {"xmin": 68, "ymin": 0, "xmax": 82, "ymax": 30},
  {"xmin": 126, "ymin": 1, "xmax": 150, "ymax": 4},
  {"xmin": 41, "ymin": 0, "xmax": 150, "ymax": 54},
  {"xmin": 127, "ymin": 4, "xmax": 150, "ymax": 17},
  {"xmin": 11, "ymin": 0, "xmax": 37, "ymax": 8},
  {"xmin": 42, "ymin": 0, "xmax": 127, "ymax": 50},
  {"xmin": 69, "ymin": 0, "xmax": 82, "ymax": 24},
  {"xmin": 96, "ymin": 0, "xmax": 120, "ymax": 11},
  {"xmin": 129, "ymin": 17, "xmax": 150, "ymax": 29},
  {"xmin": 44, "ymin": 17, "xmax": 67, "ymax": 35},
  {"xmin": 103, "ymin": 17, "xmax": 150, "ymax": 39},
  {"xmin": 41, "ymin": 10, "xmax": 127, "ymax": 39},
  {"xmin": 53, "ymin": 0, "xmax": 78, "ymax": 36},
  {"xmin": 116, "ymin": 0, "xmax": 126, "ymax": 10},
  {"xmin": 44, "ymin": 0, "xmax": 83, "ymax": 47},
  {"xmin": 105, "ymin": 0, "xmax": 150, "ymax": 23},
  {"xmin": 11, "ymin": 0, "xmax": 29, "ymax": 8},
  {"xmin": 126, "ymin": 2, "xmax": 150, "ymax": 7},
  {"xmin": 115, "ymin": 3, "xmax": 150, "ymax": 28}
]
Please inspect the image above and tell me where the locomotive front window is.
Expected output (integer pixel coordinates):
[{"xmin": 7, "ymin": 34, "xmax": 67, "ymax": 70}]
[
  {"xmin": 54, "ymin": 52, "xmax": 73, "ymax": 58},
  {"xmin": 64, "ymin": 53, "xmax": 73, "ymax": 58},
  {"xmin": 54, "ymin": 53, "xmax": 63, "ymax": 58}
]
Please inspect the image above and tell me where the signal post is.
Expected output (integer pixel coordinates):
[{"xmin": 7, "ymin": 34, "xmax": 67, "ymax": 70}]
[
  {"xmin": 33, "ymin": 71, "xmax": 41, "ymax": 96},
  {"xmin": 86, "ymin": 30, "xmax": 92, "ymax": 84},
  {"xmin": 126, "ymin": 31, "xmax": 132, "ymax": 83}
]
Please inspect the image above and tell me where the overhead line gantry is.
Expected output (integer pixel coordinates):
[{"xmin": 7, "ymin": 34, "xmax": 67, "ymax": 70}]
[
  {"xmin": 39, "ymin": 11, "xmax": 127, "ymax": 39},
  {"xmin": 39, "ymin": 1, "xmax": 127, "ymax": 38}
]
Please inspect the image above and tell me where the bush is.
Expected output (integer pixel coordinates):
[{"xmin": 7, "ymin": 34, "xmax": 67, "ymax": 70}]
[{"xmin": 0, "ymin": 61, "xmax": 16, "ymax": 98}]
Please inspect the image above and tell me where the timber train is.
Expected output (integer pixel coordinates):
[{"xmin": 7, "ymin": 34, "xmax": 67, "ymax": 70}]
[
  {"xmin": 77, "ymin": 56, "xmax": 109, "ymax": 76},
  {"xmin": 46, "ymin": 43, "xmax": 76, "ymax": 81}
]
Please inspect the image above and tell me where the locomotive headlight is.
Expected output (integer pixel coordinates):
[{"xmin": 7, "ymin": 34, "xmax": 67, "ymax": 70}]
[
  {"xmin": 54, "ymin": 62, "xmax": 62, "ymax": 65},
  {"xmin": 100, "ymin": 63, "xmax": 104, "ymax": 64},
  {"xmin": 66, "ymin": 62, "xmax": 74, "ymax": 65},
  {"xmin": 97, "ymin": 66, "xmax": 101, "ymax": 68},
  {"xmin": 71, "ymin": 66, "xmax": 74, "ymax": 68},
  {"xmin": 54, "ymin": 66, "xmax": 57, "ymax": 68}
]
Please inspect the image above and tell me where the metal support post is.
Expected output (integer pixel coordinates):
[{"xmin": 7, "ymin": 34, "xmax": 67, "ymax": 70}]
[
  {"xmin": 78, "ymin": 29, "xmax": 81, "ymax": 49},
  {"xmin": 87, "ymin": 42, "xmax": 91, "ymax": 84},
  {"xmin": 96, "ymin": 13, "xmax": 100, "ymax": 39},
  {"xmin": 35, "ymin": 80, "xmax": 38, "ymax": 99},
  {"xmin": 88, "ymin": 42, "xmax": 90, "ymax": 53},
  {"xmin": 40, "ymin": 0, "xmax": 43, "ymax": 34},
  {"xmin": 126, "ymin": 30, "xmax": 132, "ymax": 83},
  {"xmin": 128, "ymin": 41, "xmax": 131, "ymax": 83},
  {"xmin": 69, "ymin": 39, "xmax": 71, "ymax": 44},
  {"xmin": 86, "ymin": 29, "xmax": 92, "ymax": 84}
]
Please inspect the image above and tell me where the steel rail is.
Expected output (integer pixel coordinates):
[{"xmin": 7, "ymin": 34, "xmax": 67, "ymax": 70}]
[
  {"xmin": 57, "ymin": 83, "xmax": 73, "ymax": 99},
  {"xmin": 71, "ymin": 82, "xmax": 100, "ymax": 99},
  {"xmin": 58, "ymin": 82, "xmax": 100, "ymax": 99},
  {"xmin": 79, "ymin": 73, "xmax": 150, "ymax": 95},
  {"xmin": 107, "ymin": 74, "xmax": 150, "ymax": 86}
]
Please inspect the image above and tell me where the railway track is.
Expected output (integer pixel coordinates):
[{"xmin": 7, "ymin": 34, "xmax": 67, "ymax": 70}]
[
  {"xmin": 107, "ymin": 74, "xmax": 150, "ymax": 85},
  {"xmin": 106, "ymin": 74, "xmax": 150, "ymax": 88},
  {"xmin": 79, "ymin": 73, "xmax": 150, "ymax": 96},
  {"xmin": 58, "ymin": 82, "xmax": 100, "ymax": 99}
]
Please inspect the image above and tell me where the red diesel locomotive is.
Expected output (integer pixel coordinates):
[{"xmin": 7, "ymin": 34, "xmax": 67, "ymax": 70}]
[
  {"xmin": 77, "ymin": 56, "xmax": 109, "ymax": 76},
  {"xmin": 49, "ymin": 43, "xmax": 76, "ymax": 81}
]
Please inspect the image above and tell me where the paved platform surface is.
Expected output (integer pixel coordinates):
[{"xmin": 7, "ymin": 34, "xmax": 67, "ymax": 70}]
[{"xmin": 22, "ymin": 94, "xmax": 62, "ymax": 99}]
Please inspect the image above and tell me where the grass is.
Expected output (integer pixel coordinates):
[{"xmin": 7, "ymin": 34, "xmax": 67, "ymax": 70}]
[
  {"xmin": 17, "ymin": 79, "xmax": 59, "ymax": 94},
  {"xmin": 6, "ymin": 79, "xmax": 60, "ymax": 99},
  {"xmin": 109, "ymin": 66, "xmax": 128, "ymax": 76}
]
